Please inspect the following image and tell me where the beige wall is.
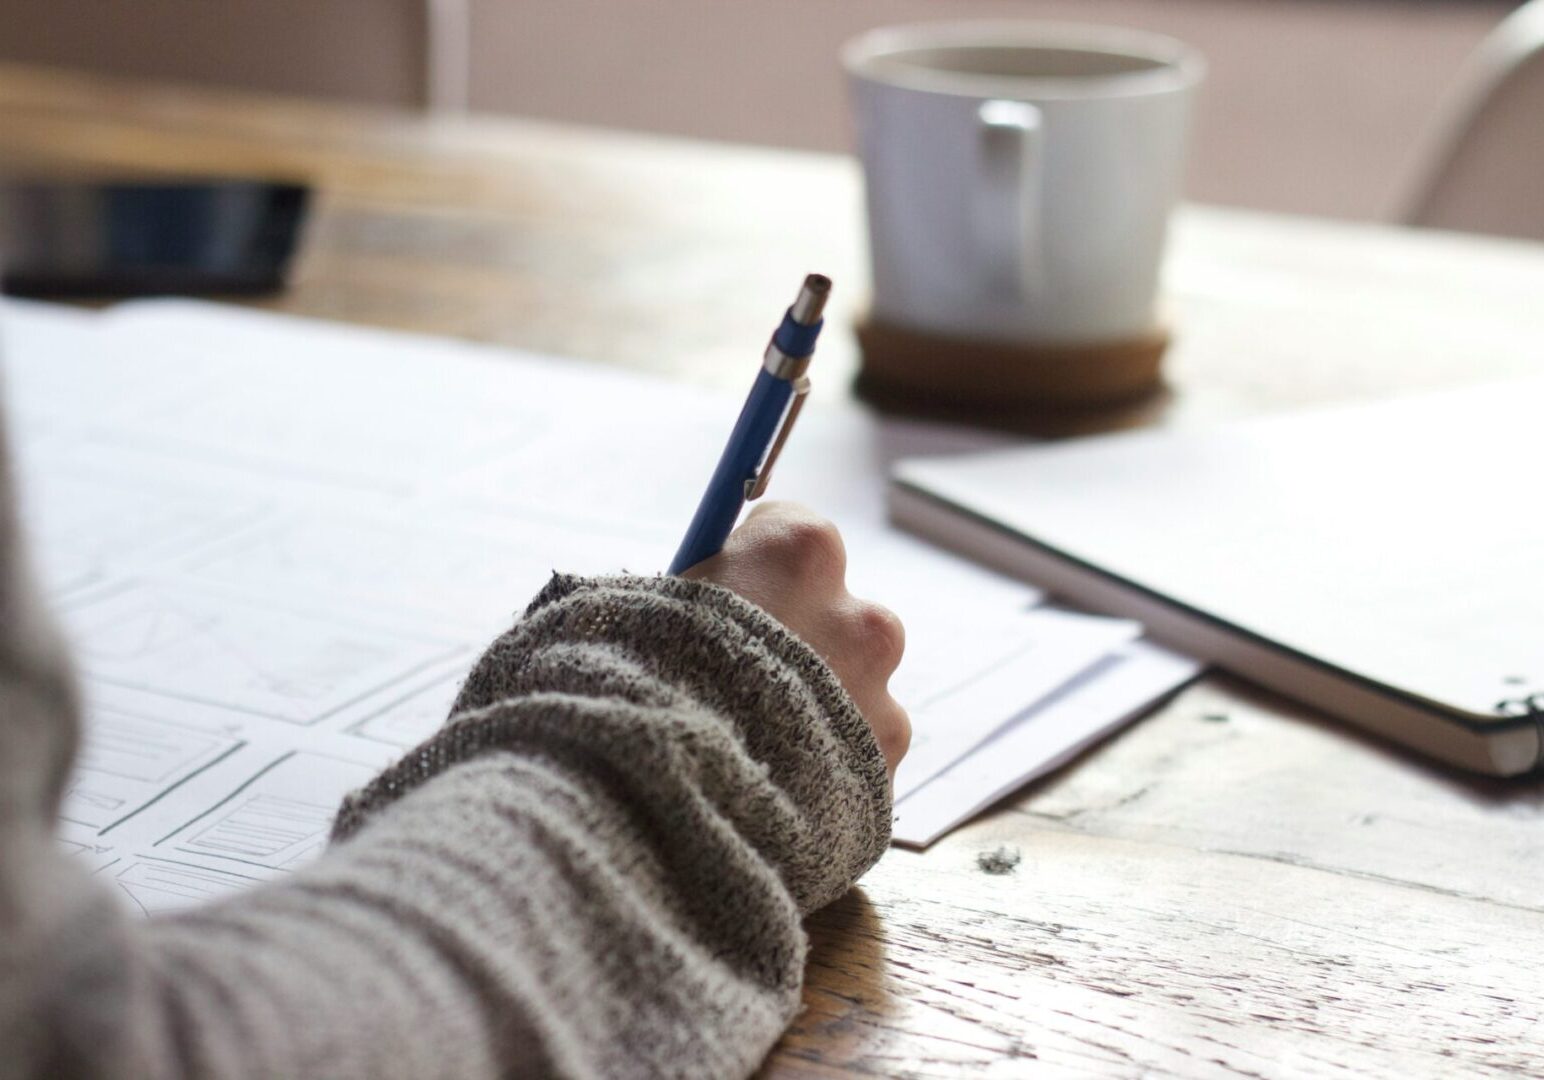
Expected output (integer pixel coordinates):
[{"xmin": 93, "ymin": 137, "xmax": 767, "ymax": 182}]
[
  {"xmin": 0, "ymin": 0, "xmax": 1513, "ymax": 221},
  {"xmin": 465, "ymin": 0, "xmax": 1510, "ymax": 220},
  {"xmin": 0, "ymin": 0, "xmax": 431, "ymax": 106}
]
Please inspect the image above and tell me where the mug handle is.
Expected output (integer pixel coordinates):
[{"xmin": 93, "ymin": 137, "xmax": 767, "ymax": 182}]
[{"xmin": 976, "ymin": 100, "xmax": 1043, "ymax": 300}]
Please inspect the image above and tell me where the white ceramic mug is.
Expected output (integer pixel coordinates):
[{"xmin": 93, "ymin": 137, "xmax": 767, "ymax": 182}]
[{"xmin": 844, "ymin": 22, "xmax": 1204, "ymax": 346}]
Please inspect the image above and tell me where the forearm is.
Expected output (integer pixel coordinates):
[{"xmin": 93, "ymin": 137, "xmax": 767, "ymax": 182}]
[
  {"xmin": 5, "ymin": 575, "xmax": 891, "ymax": 1080},
  {"xmin": 143, "ymin": 749, "xmax": 800, "ymax": 1078}
]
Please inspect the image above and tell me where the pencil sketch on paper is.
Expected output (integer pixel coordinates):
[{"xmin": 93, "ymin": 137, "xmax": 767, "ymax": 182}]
[
  {"xmin": 61, "ymin": 583, "xmax": 463, "ymax": 724},
  {"xmin": 349, "ymin": 673, "xmax": 465, "ymax": 749},
  {"xmin": 61, "ymin": 708, "xmax": 241, "ymax": 831},
  {"xmin": 160, "ymin": 752, "xmax": 380, "ymax": 873},
  {"xmin": 114, "ymin": 858, "xmax": 260, "ymax": 917}
]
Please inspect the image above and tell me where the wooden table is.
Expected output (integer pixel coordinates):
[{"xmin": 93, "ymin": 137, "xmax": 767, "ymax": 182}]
[{"xmin": 4, "ymin": 65, "xmax": 1543, "ymax": 1078}]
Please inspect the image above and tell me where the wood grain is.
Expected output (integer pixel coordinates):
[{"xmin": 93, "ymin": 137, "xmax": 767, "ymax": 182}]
[{"xmin": 3, "ymin": 64, "xmax": 1542, "ymax": 1078}]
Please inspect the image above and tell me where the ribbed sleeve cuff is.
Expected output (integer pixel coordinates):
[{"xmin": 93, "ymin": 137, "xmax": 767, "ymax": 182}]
[{"xmin": 333, "ymin": 573, "xmax": 892, "ymax": 915}]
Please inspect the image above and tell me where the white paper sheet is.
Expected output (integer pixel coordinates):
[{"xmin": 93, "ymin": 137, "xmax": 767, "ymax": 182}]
[
  {"xmin": 892, "ymin": 641, "xmax": 1202, "ymax": 847},
  {"xmin": 0, "ymin": 297, "xmax": 1193, "ymax": 902},
  {"xmin": 891, "ymin": 608, "xmax": 1141, "ymax": 801}
]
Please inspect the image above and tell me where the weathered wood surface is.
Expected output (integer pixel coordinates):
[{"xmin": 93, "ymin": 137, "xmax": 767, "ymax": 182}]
[
  {"xmin": 782, "ymin": 681, "xmax": 1544, "ymax": 1077},
  {"xmin": 2, "ymin": 64, "xmax": 1542, "ymax": 1078}
]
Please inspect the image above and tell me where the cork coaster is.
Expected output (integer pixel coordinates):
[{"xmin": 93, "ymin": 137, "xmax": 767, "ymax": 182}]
[{"xmin": 855, "ymin": 315, "xmax": 1169, "ymax": 414}]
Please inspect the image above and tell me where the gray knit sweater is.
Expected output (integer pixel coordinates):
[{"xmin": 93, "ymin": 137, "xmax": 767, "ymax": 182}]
[{"xmin": 0, "ymin": 427, "xmax": 893, "ymax": 1078}]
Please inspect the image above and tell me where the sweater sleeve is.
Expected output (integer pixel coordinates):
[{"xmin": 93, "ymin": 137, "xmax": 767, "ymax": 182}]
[{"xmin": 0, "ymin": 572, "xmax": 892, "ymax": 1080}]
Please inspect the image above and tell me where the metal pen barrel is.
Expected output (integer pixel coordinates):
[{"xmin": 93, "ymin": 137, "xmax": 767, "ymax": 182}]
[{"xmin": 667, "ymin": 273, "xmax": 829, "ymax": 574}]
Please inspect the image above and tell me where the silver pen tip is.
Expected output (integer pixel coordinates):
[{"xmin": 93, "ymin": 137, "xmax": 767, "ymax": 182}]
[{"xmin": 790, "ymin": 274, "xmax": 832, "ymax": 326}]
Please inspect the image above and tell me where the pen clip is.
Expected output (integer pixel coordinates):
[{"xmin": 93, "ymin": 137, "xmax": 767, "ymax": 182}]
[{"xmin": 744, "ymin": 375, "xmax": 810, "ymax": 500}]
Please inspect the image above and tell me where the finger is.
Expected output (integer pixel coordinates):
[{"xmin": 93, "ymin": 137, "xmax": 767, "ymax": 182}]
[
  {"xmin": 743, "ymin": 499, "xmax": 815, "ymax": 524},
  {"xmin": 732, "ymin": 504, "xmax": 846, "ymax": 590},
  {"xmin": 851, "ymin": 693, "xmax": 911, "ymax": 775},
  {"xmin": 833, "ymin": 598, "xmax": 905, "ymax": 681}
]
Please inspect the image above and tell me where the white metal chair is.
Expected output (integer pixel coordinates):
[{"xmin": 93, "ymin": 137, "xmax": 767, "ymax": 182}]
[{"xmin": 1399, "ymin": 0, "xmax": 1544, "ymax": 240}]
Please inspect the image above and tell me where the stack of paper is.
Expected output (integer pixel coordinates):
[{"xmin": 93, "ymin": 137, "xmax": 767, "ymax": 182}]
[{"xmin": 0, "ymin": 299, "xmax": 1198, "ymax": 913}]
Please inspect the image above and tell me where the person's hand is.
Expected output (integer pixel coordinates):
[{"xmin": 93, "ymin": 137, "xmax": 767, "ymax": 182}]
[{"xmin": 682, "ymin": 501, "xmax": 910, "ymax": 778}]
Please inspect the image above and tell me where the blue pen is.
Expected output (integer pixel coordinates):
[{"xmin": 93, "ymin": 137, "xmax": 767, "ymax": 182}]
[{"xmin": 668, "ymin": 274, "xmax": 830, "ymax": 574}]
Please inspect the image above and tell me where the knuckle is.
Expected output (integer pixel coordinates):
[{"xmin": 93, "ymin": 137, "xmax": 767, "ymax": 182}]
[
  {"xmin": 876, "ymin": 701, "xmax": 912, "ymax": 763},
  {"xmin": 771, "ymin": 516, "xmax": 846, "ymax": 581},
  {"xmin": 853, "ymin": 601, "xmax": 906, "ymax": 669}
]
